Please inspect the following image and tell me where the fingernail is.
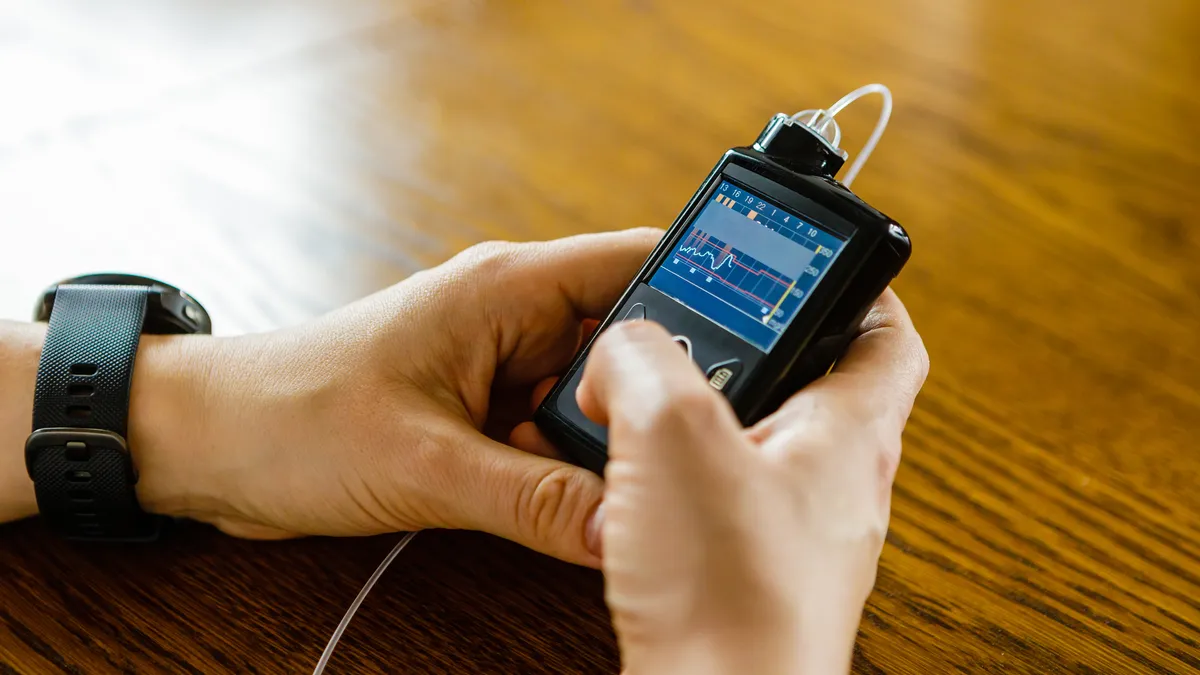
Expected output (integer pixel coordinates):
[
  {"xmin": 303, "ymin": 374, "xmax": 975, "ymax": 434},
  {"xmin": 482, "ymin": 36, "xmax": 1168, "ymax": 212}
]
[{"xmin": 585, "ymin": 500, "xmax": 605, "ymax": 558}]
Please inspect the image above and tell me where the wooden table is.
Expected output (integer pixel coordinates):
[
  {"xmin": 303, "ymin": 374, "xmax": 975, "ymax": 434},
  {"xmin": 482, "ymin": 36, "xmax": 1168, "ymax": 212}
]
[{"xmin": 1, "ymin": 1, "xmax": 1197, "ymax": 672}]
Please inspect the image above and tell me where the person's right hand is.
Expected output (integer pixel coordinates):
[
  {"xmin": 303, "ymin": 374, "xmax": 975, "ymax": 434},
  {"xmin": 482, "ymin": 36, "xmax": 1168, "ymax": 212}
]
[{"xmin": 576, "ymin": 289, "xmax": 928, "ymax": 675}]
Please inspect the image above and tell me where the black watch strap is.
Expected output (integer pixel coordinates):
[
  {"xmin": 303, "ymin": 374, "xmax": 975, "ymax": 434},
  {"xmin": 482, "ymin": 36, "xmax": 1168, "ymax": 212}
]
[{"xmin": 26, "ymin": 285, "xmax": 166, "ymax": 541}]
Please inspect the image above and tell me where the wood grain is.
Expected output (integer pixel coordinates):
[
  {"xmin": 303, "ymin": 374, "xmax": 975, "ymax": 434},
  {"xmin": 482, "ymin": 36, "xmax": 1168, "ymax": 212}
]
[{"xmin": 1, "ymin": 0, "xmax": 1198, "ymax": 672}]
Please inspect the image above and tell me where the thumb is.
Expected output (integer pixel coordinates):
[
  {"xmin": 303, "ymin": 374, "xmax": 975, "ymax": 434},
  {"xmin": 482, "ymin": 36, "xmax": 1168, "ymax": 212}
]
[{"xmin": 443, "ymin": 434, "xmax": 605, "ymax": 568}]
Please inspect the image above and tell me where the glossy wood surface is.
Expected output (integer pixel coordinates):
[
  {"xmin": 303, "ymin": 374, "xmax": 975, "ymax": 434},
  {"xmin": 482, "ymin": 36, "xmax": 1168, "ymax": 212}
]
[{"xmin": 2, "ymin": 0, "xmax": 1198, "ymax": 672}]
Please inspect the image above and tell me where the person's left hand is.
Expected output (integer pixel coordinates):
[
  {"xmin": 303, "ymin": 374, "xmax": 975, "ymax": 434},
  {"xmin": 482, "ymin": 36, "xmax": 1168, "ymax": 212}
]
[{"xmin": 129, "ymin": 228, "xmax": 660, "ymax": 567}]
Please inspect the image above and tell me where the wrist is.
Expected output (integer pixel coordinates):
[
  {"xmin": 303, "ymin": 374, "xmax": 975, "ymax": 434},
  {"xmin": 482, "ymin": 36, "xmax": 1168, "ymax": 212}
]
[
  {"xmin": 625, "ymin": 614, "xmax": 815, "ymax": 675},
  {"xmin": 128, "ymin": 328, "xmax": 341, "ymax": 537},
  {"xmin": 128, "ymin": 333, "xmax": 228, "ymax": 521},
  {"xmin": 627, "ymin": 616, "xmax": 859, "ymax": 675},
  {"xmin": 2, "ymin": 320, "xmax": 234, "ymax": 528},
  {"xmin": 621, "ymin": 560, "xmax": 872, "ymax": 675},
  {"xmin": 0, "ymin": 321, "xmax": 44, "ymax": 522}
]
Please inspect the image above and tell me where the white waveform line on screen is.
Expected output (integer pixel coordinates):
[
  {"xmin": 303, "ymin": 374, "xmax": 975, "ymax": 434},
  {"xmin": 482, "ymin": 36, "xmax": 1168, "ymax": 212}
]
[{"xmin": 677, "ymin": 245, "xmax": 736, "ymax": 272}]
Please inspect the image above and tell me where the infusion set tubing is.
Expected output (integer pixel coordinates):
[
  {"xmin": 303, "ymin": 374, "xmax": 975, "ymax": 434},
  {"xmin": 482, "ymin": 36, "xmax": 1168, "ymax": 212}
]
[{"xmin": 534, "ymin": 114, "xmax": 912, "ymax": 474}]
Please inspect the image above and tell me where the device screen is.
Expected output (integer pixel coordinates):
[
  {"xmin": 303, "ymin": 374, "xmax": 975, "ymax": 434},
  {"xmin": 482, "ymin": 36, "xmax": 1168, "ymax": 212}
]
[{"xmin": 647, "ymin": 179, "xmax": 848, "ymax": 352}]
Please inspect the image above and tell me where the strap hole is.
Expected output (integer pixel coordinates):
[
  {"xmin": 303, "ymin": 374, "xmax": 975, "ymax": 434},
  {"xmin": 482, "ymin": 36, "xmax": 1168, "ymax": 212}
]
[
  {"xmin": 70, "ymin": 363, "xmax": 99, "ymax": 376},
  {"xmin": 65, "ymin": 442, "xmax": 90, "ymax": 461},
  {"xmin": 68, "ymin": 384, "xmax": 95, "ymax": 397},
  {"xmin": 66, "ymin": 470, "xmax": 92, "ymax": 482},
  {"xmin": 66, "ymin": 405, "xmax": 91, "ymax": 420},
  {"xmin": 68, "ymin": 489, "xmax": 94, "ymax": 502}
]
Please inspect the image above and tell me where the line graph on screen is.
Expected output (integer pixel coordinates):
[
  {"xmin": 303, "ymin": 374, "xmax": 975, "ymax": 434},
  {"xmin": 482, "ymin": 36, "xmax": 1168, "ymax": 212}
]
[
  {"xmin": 669, "ymin": 229, "xmax": 798, "ymax": 325},
  {"xmin": 648, "ymin": 182, "xmax": 842, "ymax": 351}
]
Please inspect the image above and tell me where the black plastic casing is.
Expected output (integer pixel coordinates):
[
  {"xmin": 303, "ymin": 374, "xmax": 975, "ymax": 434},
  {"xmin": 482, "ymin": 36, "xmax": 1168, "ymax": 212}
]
[
  {"xmin": 34, "ymin": 273, "xmax": 212, "ymax": 335},
  {"xmin": 534, "ymin": 115, "xmax": 911, "ymax": 474}
]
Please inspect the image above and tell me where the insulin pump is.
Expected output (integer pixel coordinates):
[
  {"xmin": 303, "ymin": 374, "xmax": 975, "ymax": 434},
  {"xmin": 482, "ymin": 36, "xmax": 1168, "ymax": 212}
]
[
  {"xmin": 534, "ymin": 85, "xmax": 910, "ymax": 474},
  {"xmin": 314, "ymin": 85, "xmax": 907, "ymax": 675}
]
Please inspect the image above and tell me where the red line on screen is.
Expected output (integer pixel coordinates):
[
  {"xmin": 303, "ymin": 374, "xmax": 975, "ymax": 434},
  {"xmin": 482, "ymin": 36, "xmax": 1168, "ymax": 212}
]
[
  {"xmin": 671, "ymin": 254, "xmax": 778, "ymax": 307},
  {"xmin": 689, "ymin": 231, "xmax": 795, "ymax": 287}
]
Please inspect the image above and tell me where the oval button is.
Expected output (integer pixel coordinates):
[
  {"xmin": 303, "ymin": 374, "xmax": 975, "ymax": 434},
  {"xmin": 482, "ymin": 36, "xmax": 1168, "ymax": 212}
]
[{"xmin": 671, "ymin": 335, "xmax": 693, "ymax": 360}]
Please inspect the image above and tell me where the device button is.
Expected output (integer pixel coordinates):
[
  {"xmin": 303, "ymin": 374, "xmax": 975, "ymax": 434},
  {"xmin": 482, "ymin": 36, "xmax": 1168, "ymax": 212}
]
[
  {"xmin": 623, "ymin": 303, "xmax": 646, "ymax": 321},
  {"xmin": 672, "ymin": 335, "xmax": 693, "ymax": 360},
  {"xmin": 705, "ymin": 358, "xmax": 743, "ymax": 393}
]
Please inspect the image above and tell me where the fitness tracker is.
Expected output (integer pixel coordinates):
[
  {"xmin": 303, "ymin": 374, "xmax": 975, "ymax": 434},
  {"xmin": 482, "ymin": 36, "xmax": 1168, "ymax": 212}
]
[
  {"xmin": 25, "ymin": 274, "xmax": 211, "ymax": 541},
  {"xmin": 535, "ymin": 112, "xmax": 911, "ymax": 474}
]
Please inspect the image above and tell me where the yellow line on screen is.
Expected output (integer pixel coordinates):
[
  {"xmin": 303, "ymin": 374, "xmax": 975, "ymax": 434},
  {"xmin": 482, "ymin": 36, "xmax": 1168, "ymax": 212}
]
[{"xmin": 763, "ymin": 279, "xmax": 798, "ymax": 325}]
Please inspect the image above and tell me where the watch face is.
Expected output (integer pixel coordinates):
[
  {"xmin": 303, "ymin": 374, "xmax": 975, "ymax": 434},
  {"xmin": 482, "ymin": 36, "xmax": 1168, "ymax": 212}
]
[{"xmin": 35, "ymin": 273, "xmax": 211, "ymax": 335}]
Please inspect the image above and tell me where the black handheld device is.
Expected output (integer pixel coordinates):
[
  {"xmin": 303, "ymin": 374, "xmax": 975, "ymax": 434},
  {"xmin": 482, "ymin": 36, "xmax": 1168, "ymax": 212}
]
[{"xmin": 534, "ymin": 111, "xmax": 911, "ymax": 474}]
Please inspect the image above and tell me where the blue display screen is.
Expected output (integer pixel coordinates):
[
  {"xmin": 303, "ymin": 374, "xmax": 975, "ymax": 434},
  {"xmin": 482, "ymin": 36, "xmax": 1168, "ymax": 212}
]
[{"xmin": 647, "ymin": 180, "xmax": 848, "ymax": 352}]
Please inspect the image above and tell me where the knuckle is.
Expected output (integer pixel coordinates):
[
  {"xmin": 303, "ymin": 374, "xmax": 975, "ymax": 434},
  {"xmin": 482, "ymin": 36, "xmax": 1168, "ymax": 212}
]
[
  {"xmin": 768, "ymin": 408, "xmax": 902, "ymax": 484},
  {"xmin": 773, "ymin": 390, "xmax": 822, "ymax": 424},
  {"xmin": 515, "ymin": 466, "xmax": 590, "ymax": 543},
  {"xmin": 442, "ymin": 241, "xmax": 525, "ymax": 321},
  {"xmin": 913, "ymin": 333, "xmax": 932, "ymax": 383},
  {"xmin": 828, "ymin": 385, "xmax": 894, "ymax": 429},
  {"xmin": 763, "ymin": 420, "xmax": 832, "ymax": 468},
  {"xmin": 457, "ymin": 240, "xmax": 522, "ymax": 275},
  {"xmin": 847, "ymin": 409, "xmax": 899, "ymax": 458},
  {"xmin": 409, "ymin": 426, "xmax": 452, "ymax": 475},
  {"xmin": 878, "ymin": 437, "xmax": 903, "ymax": 484}
]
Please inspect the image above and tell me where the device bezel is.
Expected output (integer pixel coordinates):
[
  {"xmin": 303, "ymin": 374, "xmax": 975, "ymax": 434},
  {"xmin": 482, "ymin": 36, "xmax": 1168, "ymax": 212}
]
[{"xmin": 637, "ymin": 164, "xmax": 861, "ymax": 355}]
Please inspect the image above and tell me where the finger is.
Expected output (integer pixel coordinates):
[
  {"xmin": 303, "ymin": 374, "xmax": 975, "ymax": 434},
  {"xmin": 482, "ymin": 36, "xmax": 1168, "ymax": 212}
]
[
  {"xmin": 509, "ymin": 421, "xmax": 562, "ymax": 460},
  {"xmin": 514, "ymin": 227, "xmax": 663, "ymax": 320},
  {"xmin": 821, "ymin": 288, "xmax": 929, "ymax": 421},
  {"xmin": 575, "ymin": 321, "xmax": 749, "ymax": 569},
  {"xmin": 482, "ymin": 385, "xmax": 538, "ymax": 442},
  {"xmin": 439, "ymin": 426, "xmax": 606, "ymax": 567},
  {"xmin": 580, "ymin": 318, "xmax": 600, "ymax": 341},
  {"xmin": 517, "ymin": 323, "xmax": 591, "ymax": 415},
  {"xmin": 753, "ymin": 288, "xmax": 928, "ymax": 439},
  {"xmin": 479, "ymin": 228, "xmax": 663, "ymax": 386},
  {"xmin": 576, "ymin": 320, "xmax": 743, "ymax": 467},
  {"xmin": 530, "ymin": 376, "xmax": 559, "ymax": 412}
]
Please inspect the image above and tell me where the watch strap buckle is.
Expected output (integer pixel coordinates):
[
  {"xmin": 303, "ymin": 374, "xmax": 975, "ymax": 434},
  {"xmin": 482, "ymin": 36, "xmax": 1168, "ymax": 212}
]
[
  {"xmin": 25, "ymin": 427, "xmax": 136, "ymax": 483},
  {"xmin": 25, "ymin": 427, "xmax": 163, "ymax": 542}
]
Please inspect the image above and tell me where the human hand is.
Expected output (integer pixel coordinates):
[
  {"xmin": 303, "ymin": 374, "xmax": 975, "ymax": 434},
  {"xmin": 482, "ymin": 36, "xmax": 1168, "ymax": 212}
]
[
  {"xmin": 576, "ymin": 289, "xmax": 927, "ymax": 675},
  {"xmin": 126, "ymin": 228, "xmax": 660, "ymax": 565}
]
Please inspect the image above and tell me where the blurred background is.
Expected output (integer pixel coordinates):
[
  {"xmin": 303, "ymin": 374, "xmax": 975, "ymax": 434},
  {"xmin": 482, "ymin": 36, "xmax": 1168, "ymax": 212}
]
[{"xmin": 1, "ymin": 1, "xmax": 1197, "ymax": 673}]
